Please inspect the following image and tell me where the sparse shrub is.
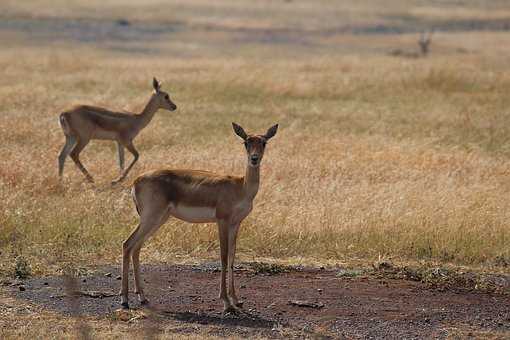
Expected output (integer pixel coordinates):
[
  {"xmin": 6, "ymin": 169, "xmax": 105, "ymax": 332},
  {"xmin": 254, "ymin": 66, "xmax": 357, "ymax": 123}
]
[
  {"xmin": 14, "ymin": 256, "xmax": 31, "ymax": 279},
  {"xmin": 494, "ymin": 255, "xmax": 509, "ymax": 267},
  {"xmin": 373, "ymin": 256, "xmax": 394, "ymax": 271},
  {"xmin": 336, "ymin": 269, "xmax": 364, "ymax": 278},
  {"xmin": 249, "ymin": 262, "xmax": 290, "ymax": 275}
]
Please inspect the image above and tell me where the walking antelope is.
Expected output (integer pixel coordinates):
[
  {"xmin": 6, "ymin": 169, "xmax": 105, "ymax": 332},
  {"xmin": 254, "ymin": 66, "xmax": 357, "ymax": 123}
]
[
  {"xmin": 121, "ymin": 122, "xmax": 279, "ymax": 312},
  {"xmin": 58, "ymin": 78, "xmax": 177, "ymax": 184}
]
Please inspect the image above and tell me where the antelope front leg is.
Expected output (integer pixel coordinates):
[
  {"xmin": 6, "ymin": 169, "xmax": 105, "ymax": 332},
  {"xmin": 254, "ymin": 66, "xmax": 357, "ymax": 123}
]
[
  {"xmin": 112, "ymin": 142, "xmax": 139, "ymax": 185},
  {"xmin": 218, "ymin": 220, "xmax": 235, "ymax": 313},
  {"xmin": 228, "ymin": 223, "xmax": 242, "ymax": 307}
]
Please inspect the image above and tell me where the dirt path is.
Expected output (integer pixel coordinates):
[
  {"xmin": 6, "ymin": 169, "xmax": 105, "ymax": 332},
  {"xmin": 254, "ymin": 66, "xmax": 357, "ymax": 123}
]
[{"xmin": 3, "ymin": 264, "xmax": 510, "ymax": 339}]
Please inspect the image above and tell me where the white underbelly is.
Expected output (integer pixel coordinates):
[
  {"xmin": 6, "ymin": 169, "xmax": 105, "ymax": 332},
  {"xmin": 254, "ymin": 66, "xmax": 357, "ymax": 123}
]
[{"xmin": 170, "ymin": 204, "xmax": 217, "ymax": 223}]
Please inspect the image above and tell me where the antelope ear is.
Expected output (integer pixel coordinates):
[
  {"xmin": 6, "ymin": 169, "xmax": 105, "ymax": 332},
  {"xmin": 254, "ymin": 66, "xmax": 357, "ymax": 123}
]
[
  {"xmin": 232, "ymin": 122, "xmax": 248, "ymax": 140},
  {"xmin": 264, "ymin": 124, "xmax": 278, "ymax": 140},
  {"xmin": 153, "ymin": 77, "xmax": 161, "ymax": 92}
]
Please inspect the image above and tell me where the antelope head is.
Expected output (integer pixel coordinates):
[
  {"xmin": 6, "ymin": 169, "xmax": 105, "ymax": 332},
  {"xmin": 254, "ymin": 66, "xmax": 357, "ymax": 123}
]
[
  {"xmin": 232, "ymin": 122, "xmax": 278, "ymax": 167},
  {"xmin": 152, "ymin": 77, "xmax": 177, "ymax": 111}
]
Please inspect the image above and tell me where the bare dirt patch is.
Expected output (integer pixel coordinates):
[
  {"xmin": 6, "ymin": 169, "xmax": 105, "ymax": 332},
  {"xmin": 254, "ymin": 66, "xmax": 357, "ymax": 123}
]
[{"xmin": 2, "ymin": 263, "xmax": 509, "ymax": 339}]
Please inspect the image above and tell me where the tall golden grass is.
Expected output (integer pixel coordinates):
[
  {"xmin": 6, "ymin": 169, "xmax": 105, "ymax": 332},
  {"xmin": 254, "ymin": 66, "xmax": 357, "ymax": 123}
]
[{"xmin": 1, "ymin": 46, "xmax": 510, "ymax": 278}]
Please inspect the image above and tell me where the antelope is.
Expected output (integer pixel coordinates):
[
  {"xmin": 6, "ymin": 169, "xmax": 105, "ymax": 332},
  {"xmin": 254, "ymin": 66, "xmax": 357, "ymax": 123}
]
[
  {"xmin": 120, "ymin": 122, "xmax": 279, "ymax": 312},
  {"xmin": 418, "ymin": 30, "xmax": 433, "ymax": 56},
  {"xmin": 58, "ymin": 78, "xmax": 177, "ymax": 184}
]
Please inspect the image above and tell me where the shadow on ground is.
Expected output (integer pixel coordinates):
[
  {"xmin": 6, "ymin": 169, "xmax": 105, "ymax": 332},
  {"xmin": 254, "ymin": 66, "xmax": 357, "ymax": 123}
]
[{"xmin": 3, "ymin": 263, "xmax": 510, "ymax": 338}]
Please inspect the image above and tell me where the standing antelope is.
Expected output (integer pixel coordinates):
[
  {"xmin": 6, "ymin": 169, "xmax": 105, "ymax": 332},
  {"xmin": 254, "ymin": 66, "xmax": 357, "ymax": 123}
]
[
  {"xmin": 121, "ymin": 122, "xmax": 279, "ymax": 312},
  {"xmin": 58, "ymin": 78, "xmax": 177, "ymax": 184},
  {"xmin": 418, "ymin": 30, "xmax": 433, "ymax": 56}
]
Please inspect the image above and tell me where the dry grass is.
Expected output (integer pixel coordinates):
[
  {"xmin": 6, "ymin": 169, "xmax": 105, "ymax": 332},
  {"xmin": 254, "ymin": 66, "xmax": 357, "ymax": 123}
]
[
  {"xmin": 1, "ymin": 47, "xmax": 510, "ymax": 279},
  {"xmin": 0, "ymin": 0, "xmax": 510, "ymax": 276}
]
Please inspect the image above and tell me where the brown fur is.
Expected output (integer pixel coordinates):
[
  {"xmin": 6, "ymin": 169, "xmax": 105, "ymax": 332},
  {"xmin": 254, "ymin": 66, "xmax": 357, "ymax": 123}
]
[
  {"xmin": 66, "ymin": 105, "xmax": 136, "ymax": 131},
  {"xmin": 134, "ymin": 169, "xmax": 243, "ymax": 210}
]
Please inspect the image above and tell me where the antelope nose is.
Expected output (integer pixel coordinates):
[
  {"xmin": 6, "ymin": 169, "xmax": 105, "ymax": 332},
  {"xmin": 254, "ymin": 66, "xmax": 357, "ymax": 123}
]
[{"xmin": 251, "ymin": 155, "xmax": 259, "ymax": 163}]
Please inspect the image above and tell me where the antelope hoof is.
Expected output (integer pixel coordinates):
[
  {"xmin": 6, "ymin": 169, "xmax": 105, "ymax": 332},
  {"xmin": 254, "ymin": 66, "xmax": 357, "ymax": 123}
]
[
  {"xmin": 112, "ymin": 174, "xmax": 127, "ymax": 184},
  {"xmin": 230, "ymin": 295, "xmax": 243, "ymax": 307},
  {"xmin": 121, "ymin": 301, "xmax": 129, "ymax": 309},
  {"xmin": 140, "ymin": 299, "xmax": 149, "ymax": 305},
  {"xmin": 223, "ymin": 305, "xmax": 238, "ymax": 315}
]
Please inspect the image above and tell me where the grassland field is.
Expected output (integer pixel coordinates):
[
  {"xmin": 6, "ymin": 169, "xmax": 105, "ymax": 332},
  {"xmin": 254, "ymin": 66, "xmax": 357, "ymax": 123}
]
[{"xmin": 1, "ymin": 1, "xmax": 510, "ymax": 338}]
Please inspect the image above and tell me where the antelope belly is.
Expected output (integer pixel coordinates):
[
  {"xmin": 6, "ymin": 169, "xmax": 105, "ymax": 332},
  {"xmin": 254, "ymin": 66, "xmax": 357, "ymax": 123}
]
[
  {"xmin": 93, "ymin": 129, "xmax": 118, "ymax": 140},
  {"xmin": 171, "ymin": 204, "xmax": 217, "ymax": 223}
]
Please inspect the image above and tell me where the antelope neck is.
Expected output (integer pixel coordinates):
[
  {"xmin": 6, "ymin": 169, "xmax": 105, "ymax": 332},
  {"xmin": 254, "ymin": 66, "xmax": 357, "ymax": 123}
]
[{"xmin": 243, "ymin": 162, "xmax": 260, "ymax": 200}]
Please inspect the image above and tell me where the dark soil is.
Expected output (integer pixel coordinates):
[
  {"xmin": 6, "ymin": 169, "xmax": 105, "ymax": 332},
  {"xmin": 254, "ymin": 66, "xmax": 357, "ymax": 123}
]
[{"xmin": 4, "ymin": 263, "xmax": 510, "ymax": 339}]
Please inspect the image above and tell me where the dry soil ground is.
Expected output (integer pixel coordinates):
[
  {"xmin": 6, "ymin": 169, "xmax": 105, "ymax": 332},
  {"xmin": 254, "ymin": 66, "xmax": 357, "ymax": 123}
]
[{"xmin": 2, "ymin": 263, "xmax": 509, "ymax": 339}]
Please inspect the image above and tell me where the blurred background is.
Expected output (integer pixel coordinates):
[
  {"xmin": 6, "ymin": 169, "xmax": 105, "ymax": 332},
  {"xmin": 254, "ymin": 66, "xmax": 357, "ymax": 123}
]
[{"xmin": 2, "ymin": 1, "xmax": 510, "ymax": 58}]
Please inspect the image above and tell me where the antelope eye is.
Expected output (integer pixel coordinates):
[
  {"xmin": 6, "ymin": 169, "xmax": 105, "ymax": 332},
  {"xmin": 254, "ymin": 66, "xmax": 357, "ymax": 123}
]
[
  {"xmin": 164, "ymin": 95, "xmax": 169, "ymax": 100},
  {"xmin": 262, "ymin": 141, "xmax": 267, "ymax": 147}
]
